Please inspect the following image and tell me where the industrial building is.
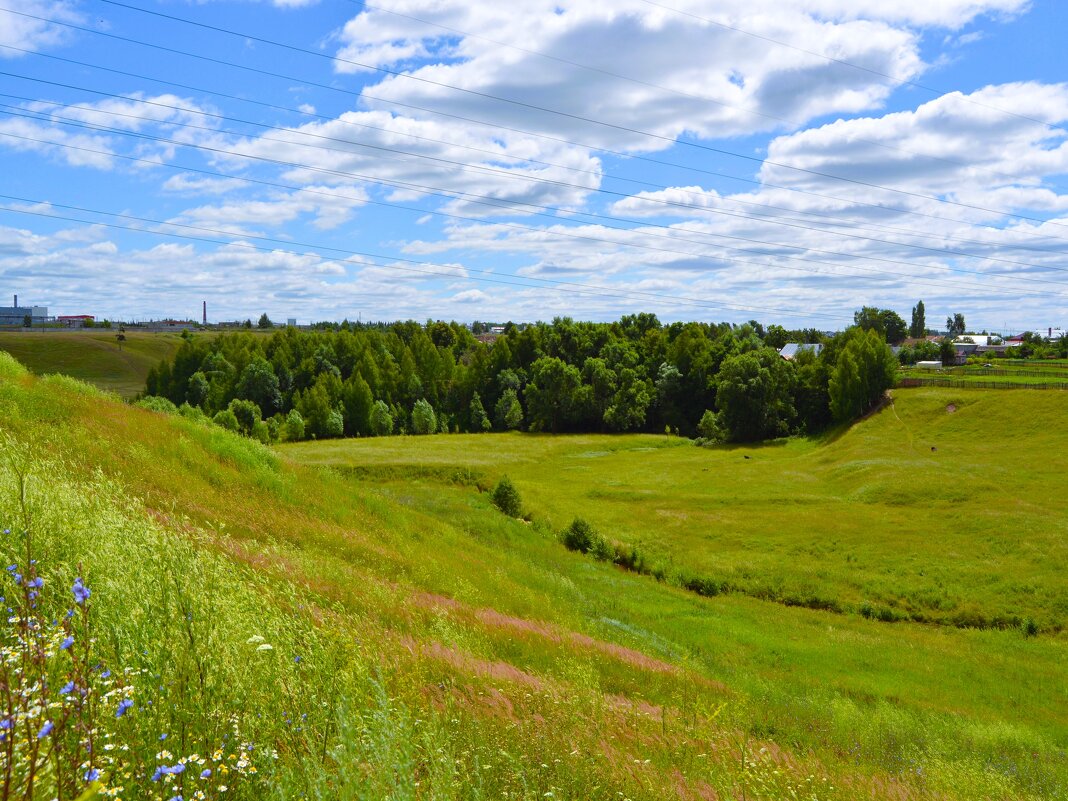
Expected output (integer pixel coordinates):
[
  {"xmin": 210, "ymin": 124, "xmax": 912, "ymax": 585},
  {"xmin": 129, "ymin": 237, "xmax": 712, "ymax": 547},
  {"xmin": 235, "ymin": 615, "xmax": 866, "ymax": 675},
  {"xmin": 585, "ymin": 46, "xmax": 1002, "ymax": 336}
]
[{"xmin": 0, "ymin": 295, "xmax": 50, "ymax": 326}]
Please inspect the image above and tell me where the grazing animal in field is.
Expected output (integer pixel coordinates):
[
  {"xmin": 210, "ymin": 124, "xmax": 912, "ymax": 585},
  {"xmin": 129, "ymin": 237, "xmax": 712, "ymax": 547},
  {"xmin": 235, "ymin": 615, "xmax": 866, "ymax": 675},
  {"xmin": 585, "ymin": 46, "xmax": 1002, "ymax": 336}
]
[
  {"xmin": 931, "ymin": 446, "xmax": 937, "ymax": 452},
  {"xmin": 743, "ymin": 455, "xmax": 751, "ymax": 460}
]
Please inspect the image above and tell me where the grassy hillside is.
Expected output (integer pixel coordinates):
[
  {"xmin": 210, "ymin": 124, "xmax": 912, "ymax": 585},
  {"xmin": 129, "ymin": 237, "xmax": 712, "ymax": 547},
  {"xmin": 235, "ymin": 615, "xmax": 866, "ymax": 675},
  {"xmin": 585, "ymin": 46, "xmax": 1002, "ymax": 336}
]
[
  {"xmin": 282, "ymin": 388, "xmax": 1068, "ymax": 632},
  {"xmin": 0, "ymin": 330, "xmax": 189, "ymax": 397},
  {"xmin": 1, "ymin": 358, "xmax": 1064, "ymax": 799}
]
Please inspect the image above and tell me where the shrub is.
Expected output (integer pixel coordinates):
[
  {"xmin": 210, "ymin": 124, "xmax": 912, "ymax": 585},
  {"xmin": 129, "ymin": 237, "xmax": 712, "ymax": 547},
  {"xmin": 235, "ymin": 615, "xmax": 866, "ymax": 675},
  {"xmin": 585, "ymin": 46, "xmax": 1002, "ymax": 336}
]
[
  {"xmin": 178, "ymin": 402, "xmax": 209, "ymax": 423},
  {"xmin": 411, "ymin": 399, "xmax": 437, "ymax": 435},
  {"xmin": 370, "ymin": 401, "xmax": 394, "ymax": 436},
  {"xmin": 491, "ymin": 476, "xmax": 522, "ymax": 518},
  {"xmin": 324, "ymin": 409, "xmax": 345, "ymax": 439},
  {"xmin": 284, "ymin": 409, "xmax": 305, "ymax": 441},
  {"xmin": 134, "ymin": 395, "xmax": 178, "ymax": 415},
  {"xmin": 562, "ymin": 518, "xmax": 596, "ymax": 553},
  {"xmin": 696, "ymin": 409, "xmax": 724, "ymax": 442},
  {"xmin": 228, "ymin": 398, "xmax": 263, "ymax": 435},
  {"xmin": 212, "ymin": 408, "xmax": 240, "ymax": 432}
]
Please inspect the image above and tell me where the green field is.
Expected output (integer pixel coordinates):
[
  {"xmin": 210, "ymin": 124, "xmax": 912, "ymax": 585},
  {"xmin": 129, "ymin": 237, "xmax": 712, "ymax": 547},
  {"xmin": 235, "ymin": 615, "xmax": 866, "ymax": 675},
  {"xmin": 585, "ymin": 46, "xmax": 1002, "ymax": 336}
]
[
  {"xmin": 0, "ymin": 330, "xmax": 189, "ymax": 396},
  {"xmin": 281, "ymin": 388, "xmax": 1068, "ymax": 632},
  {"xmin": 900, "ymin": 361, "xmax": 1068, "ymax": 387},
  {"xmin": 1, "ymin": 355, "xmax": 1065, "ymax": 799}
]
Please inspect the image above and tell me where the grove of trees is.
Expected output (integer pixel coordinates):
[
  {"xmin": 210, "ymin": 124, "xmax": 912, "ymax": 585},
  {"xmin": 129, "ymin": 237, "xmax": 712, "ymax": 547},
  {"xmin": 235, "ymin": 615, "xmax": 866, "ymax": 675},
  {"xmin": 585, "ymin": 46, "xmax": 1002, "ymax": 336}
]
[{"xmin": 144, "ymin": 314, "xmax": 898, "ymax": 444}]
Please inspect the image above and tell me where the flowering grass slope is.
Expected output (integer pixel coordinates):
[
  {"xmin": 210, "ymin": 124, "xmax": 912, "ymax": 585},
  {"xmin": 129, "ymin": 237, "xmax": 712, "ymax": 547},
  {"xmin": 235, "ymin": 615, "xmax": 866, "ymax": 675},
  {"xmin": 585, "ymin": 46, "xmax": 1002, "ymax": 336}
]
[{"xmin": 0, "ymin": 351, "xmax": 1063, "ymax": 800}]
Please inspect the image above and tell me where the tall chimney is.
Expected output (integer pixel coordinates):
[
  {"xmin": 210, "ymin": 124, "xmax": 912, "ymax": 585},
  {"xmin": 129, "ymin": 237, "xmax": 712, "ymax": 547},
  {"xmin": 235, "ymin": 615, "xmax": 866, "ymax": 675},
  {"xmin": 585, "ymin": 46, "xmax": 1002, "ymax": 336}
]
[
  {"xmin": 13, "ymin": 294, "xmax": 17, "ymax": 308},
  {"xmin": 203, "ymin": 300, "xmax": 207, "ymax": 325}
]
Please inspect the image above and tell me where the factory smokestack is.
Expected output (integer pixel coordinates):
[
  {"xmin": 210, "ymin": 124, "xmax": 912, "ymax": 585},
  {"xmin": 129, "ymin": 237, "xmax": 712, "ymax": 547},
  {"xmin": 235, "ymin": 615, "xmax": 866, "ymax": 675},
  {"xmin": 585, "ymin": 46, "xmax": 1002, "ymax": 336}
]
[
  {"xmin": 13, "ymin": 294, "xmax": 17, "ymax": 308},
  {"xmin": 203, "ymin": 301, "xmax": 207, "ymax": 325}
]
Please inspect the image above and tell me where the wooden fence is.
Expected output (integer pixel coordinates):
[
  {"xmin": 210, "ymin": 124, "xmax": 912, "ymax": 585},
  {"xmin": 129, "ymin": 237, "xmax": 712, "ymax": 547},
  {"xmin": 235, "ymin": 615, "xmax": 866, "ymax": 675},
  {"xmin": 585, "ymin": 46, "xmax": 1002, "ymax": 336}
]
[{"xmin": 897, "ymin": 377, "xmax": 1068, "ymax": 390}]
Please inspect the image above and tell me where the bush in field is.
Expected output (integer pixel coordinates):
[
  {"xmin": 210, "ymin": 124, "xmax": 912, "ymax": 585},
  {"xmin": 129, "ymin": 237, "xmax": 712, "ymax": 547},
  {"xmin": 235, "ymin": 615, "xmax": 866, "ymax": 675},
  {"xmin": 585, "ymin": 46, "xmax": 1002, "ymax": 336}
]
[
  {"xmin": 212, "ymin": 408, "xmax": 240, "ymax": 432},
  {"xmin": 228, "ymin": 398, "xmax": 262, "ymax": 436},
  {"xmin": 135, "ymin": 395, "xmax": 178, "ymax": 415},
  {"xmin": 411, "ymin": 399, "xmax": 437, "ymax": 435},
  {"xmin": 370, "ymin": 401, "xmax": 394, "ymax": 436},
  {"xmin": 284, "ymin": 408, "xmax": 306, "ymax": 441},
  {"xmin": 562, "ymin": 518, "xmax": 597, "ymax": 553},
  {"xmin": 491, "ymin": 476, "xmax": 522, "ymax": 518},
  {"xmin": 696, "ymin": 409, "xmax": 724, "ymax": 442},
  {"xmin": 324, "ymin": 409, "xmax": 345, "ymax": 439}
]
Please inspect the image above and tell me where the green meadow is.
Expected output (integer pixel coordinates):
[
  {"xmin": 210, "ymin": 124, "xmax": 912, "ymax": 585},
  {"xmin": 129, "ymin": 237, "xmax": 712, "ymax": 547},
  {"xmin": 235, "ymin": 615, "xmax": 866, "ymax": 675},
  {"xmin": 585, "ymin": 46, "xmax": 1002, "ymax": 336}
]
[
  {"xmin": 0, "ymin": 355, "xmax": 1064, "ymax": 799},
  {"xmin": 281, "ymin": 388, "xmax": 1068, "ymax": 632},
  {"xmin": 0, "ymin": 330, "xmax": 189, "ymax": 397}
]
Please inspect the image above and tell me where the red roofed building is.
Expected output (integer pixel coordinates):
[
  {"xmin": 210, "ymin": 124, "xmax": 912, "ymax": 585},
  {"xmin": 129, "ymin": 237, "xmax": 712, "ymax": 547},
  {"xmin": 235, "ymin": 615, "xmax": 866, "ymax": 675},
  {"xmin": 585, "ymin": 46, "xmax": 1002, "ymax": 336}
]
[{"xmin": 58, "ymin": 315, "xmax": 95, "ymax": 328}]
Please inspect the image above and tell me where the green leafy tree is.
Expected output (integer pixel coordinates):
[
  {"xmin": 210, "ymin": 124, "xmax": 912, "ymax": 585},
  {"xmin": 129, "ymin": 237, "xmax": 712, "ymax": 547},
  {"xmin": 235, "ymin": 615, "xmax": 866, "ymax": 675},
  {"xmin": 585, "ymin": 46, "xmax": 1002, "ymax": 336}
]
[
  {"xmin": 491, "ymin": 475, "xmax": 522, "ymax": 518},
  {"xmin": 257, "ymin": 313, "xmax": 273, "ymax": 329},
  {"xmin": 946, "ymin": 313, "xmax": 966, "ymax": 336},
  {"xmin": 341, "ymin": 373, "xmax": 374, "ymax": 436},
  {"xmin": 212, "ymin": 408, "xmax": 240, "ymax": 432},
  {"xmin": 715, "ymin": 347, "xmax": 796, "ymax": 442},
  {"xmin": 227, "ymin": 398, "xmax": 262, "ymax": 436},
  {"xmin": 411, "ymin": 399, "xmax": 437, "ymax": 435},
  {"xmin": 187, "ymin": 371, "xmax": 210, "ymax": 408},
  {"xmin": 494, "ymin": 389, "xmax": 523, "ymax": 431},
  {"xmin": 283, "ymin": 409, "xmax": 305, "ymax": 441},
  {"xmin": 236, "ymin": 357, "xmax": 282, "ymax": 417},
  {"xmin": 524, "ymin": 357, "xmax": 582, "ymax": 432},
  {"xmin": 909, "ymin": 300, "xmax": 926, "ymax": 338},
  {"xmin": 854, "ymin": 307, "xmax": 908, "ymax": 345},
  {"xmin": 829, "ymin": 328, "xmax": 897, "ymax": 422},
  {"xmin": 603, "ymin": 367, "xmax": 652, "ymax": 432},
  {"xmin": 370, "ymin": 400, "xmax": 394, "ymax": 436},
  {"xmin": 469, "ymin": 392, "xmax": 492, "ymax": 432}
]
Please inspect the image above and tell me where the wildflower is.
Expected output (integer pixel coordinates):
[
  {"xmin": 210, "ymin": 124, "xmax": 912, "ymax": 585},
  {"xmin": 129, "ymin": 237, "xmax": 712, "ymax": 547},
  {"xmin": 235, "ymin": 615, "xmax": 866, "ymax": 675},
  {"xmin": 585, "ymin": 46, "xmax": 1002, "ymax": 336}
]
[
  {"xmin": 115, "ymin": 699, "xmax": 133, "ymax": 718},
  {"xmin": 200, "ymin": 769, "xmax": 211, "ymax": 779},
  {"xmin": 160, "ymin": 732, "xmax": 168, "ymax": 740},
  {"xmin": 5, "ymin": 565, "xmax": 14, "ymax": 572},
  {"xmin": 101, "ymin": 669, "xmax": 111, "ymax": 678},
  {"xmin": 61, "ymin": 681, "xmax": 76, "ymax": 694},
  {"xmin": 256, "ymin": 643, "xmax": 273, "ymax": 651},
  {"xmin": 27, "ymin": 576, "xmax": 43, "ymax": 589},
  {"xmin": 37, "ymin": 721, "xmax": 54, "ymax": 739},
  {"xmin": 72, "ymin": 577, "xmax": 90, "ymax": 605},
  {"xmin": 61, "ymin": 636, "xmax": 74, "ymax": 650},
  {"xmin": 151, "ymin": 767, "xmax": 164, "ymax": 782},
  {"xmin": 0, "ymin": 718, "xmax": 11, "ymax": 730},
  {"xmin": 2, "ymin": 528, "xmax": 9, "ymax": 534},
  {"xmin": 84, "ymin": 768, "xmax": 100, "ymax": 781},
  {"xmin": 168, "ymin": 796, "xmax": 183, "ymax": 801}
]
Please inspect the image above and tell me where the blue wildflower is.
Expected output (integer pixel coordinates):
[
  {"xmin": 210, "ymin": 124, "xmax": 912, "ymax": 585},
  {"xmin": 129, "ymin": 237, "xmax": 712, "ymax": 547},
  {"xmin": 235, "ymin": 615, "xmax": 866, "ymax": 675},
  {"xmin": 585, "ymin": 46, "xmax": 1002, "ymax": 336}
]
[
  {"xmin": 72, "ymin": 578, "xmax": 90, "ymax": 605},
  {"xmin": 84, "ymin": 768, "xmax": 99, "ymax": 782},
  {"xmin": 2, "ymin": 528, "xmax": 9, "ymax": 535},
  {"xmin": 4, "ymin": 565, "xmax": 14, "ymax": 572},
  {"xmin": 101, "ymin": 669, "xmax": 111, "ymax": 679},
  {"xmin": 200, "ymin": 768, "xmax": 211, "ymax": 779},
  {"xmin": 159, "ymin": 732, "xmax": 167, "ymax": 740},
  {"xmin": 27, "ymin": 577, "xmax": 42, "ymax": 589},
  {"xmin": 171, "ymin": 763, "xmax": 186, "ymax": 774},
  {"xmin": 60, "ymin": 681, "xmax": 75, "ymax": 694},
  {"xmin": 37, "ymin": 721, "xmax": 53, "ymax": 739},
  {"xmin": 115, "ymin": 699, "xmax": 133, "ymax": 718},
  {"xmin": 60, "ymin": 636, "xmax": 74, "ymax": 650},
  {"xmin": 151, "ymin": 767, "xmax": 163, "ymax": 782},
  {"xmin": 168, "ymin": 796, "xmax": 183, "ymax": 801},
  {"xmin": 0, "ymin": 718, "xmax": 11, "ymax": 730}
]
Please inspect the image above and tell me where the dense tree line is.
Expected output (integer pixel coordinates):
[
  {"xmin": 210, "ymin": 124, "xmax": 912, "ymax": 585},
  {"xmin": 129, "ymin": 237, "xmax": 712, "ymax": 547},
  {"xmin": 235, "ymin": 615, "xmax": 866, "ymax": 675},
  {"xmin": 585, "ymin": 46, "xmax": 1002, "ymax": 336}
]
[{"xmin": 144, "ymin": 315, "xmax": 896, "ymax": 443}]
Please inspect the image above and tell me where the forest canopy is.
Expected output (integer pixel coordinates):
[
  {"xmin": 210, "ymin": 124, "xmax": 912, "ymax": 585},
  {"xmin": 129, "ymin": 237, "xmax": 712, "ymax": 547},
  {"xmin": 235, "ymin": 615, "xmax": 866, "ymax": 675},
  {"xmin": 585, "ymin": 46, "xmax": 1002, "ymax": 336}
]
[{"xmin": 144, "ymin": 315, "xmax": 896, "ymax": 443}]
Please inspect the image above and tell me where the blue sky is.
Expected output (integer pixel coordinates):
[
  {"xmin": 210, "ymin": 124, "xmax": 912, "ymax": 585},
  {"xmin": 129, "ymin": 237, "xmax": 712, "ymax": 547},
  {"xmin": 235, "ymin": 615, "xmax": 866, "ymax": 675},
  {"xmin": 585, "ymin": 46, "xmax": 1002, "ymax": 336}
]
[{"xmin": 1, "ymin": 0, "xmax": 1066, "ymax": 331}]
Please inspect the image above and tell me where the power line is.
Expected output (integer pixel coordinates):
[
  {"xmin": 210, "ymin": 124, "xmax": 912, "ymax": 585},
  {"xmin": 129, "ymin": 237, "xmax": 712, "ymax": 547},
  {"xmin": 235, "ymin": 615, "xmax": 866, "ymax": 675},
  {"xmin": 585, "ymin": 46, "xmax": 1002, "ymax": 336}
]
[
  {"xmin": 633, "ymin": 0, "xmax": 1065, "ymax": 136},
  {"xmin": 345, "ymin": 0, "xmax": 1058, "ymax": 188},
  {"xmin": 8, "ymin": 50, "xmax": 1067, "ymax": 262},
  {"xmin": 5, "ymin": 2, "xmax": 1067, "ymax": 232},
  {"xmin": 4, "ymin": 109, "xmax": 1066, "ymax": 300},
  {"xmin": 0, "ymin": 197, "xmax": 853, "ymax": 322},
  {"xmin": 7, "ymin": 68, "xmax": 1067, "ymax": 262}
]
